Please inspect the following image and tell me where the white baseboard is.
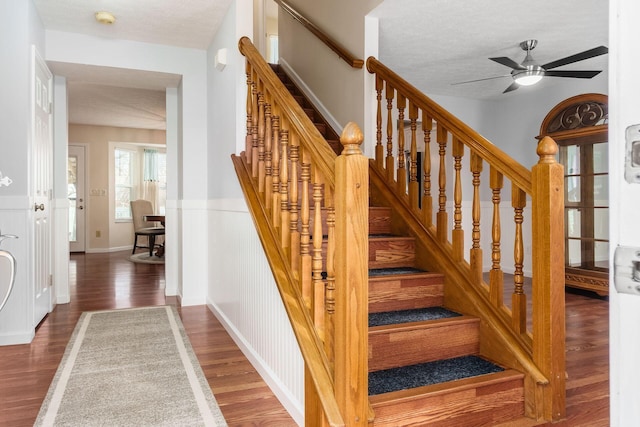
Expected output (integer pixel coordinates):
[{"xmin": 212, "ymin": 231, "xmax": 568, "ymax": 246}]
[
  {"xmin": 85, "ymin": 246, "xmax": 131, "ymax": 254},
  {"xmin": 0, "ymin": 330, "xmax": 35, "ymax": 346},
  {"xmin": 206, "ymin": 300, "xmax": 303, "ymax": 426}
]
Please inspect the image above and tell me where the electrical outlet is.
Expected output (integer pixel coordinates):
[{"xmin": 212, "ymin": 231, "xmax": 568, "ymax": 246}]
[{"xmin": 96, "ymin": 230, "xmax": 101, "ymax": 238}]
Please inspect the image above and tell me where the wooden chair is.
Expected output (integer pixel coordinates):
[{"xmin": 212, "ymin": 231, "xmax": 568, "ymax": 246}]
[{"xmin": 130, "ymin": 200, "xmax": 165, "ymax": 256}]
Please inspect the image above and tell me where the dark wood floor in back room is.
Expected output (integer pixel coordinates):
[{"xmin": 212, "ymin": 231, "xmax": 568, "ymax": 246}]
[
  {"xmin": 0, "ymin": 251, "xmax": 296, "ymax": 427},
  {"xmin": 0, "ymin": 251, "xmax": 609, "ymax": 426}
]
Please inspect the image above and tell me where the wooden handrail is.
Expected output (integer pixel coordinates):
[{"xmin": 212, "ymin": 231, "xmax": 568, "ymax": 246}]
[
  {"xmin": 238, "ymin": 36, "xmax": 370, "ymax": 425},
  {"xmin": 232, "ymin": 155, "xmax": 344, "ymax": 426},
  {"xmin": 366, "ymin": 57, "xmax": 532, "ymax": 194},
  {"xmin": 239, "ymin": 36, "xmax": 337, "ymax": 186},
  {"xmin": 273, "ymin": 0, "xmax": 364, "ymax": 69},
  {"xmin": 366, "ymin": 55, "xmax": 565, "ymax": 421}
]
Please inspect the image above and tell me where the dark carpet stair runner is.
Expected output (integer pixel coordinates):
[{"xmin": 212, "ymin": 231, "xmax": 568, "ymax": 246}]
[{"xmin": 271, "ymin": 63, "xmax": 525, "ymax": 426}]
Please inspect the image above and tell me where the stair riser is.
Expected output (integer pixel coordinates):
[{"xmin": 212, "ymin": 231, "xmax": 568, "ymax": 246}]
[
  {"xmin": 370, "ymin": 376, "xmax": 524, "ymax": 426},
  {"xmin": 369, "ymin": 275, "xmax": 444, "ymax": 313},
  {"xmin": 307, "ymin": 207, "xmax": 391, "ymax": 235},
  {"xmin": 369, "ymin": 319, "xmax": 480, "ymax": 371},
  {"xmin": 317, "ymin": 237, "xmax": 415, "ymax": 272},
  {"xmin": 369, "ymin": 238, "xmax": 416, "ymax": 269}
]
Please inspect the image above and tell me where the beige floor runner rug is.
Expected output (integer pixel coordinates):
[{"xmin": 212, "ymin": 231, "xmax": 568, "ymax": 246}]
[{"xmin": 35, "ymin": 306, "xmax": 227, "ymax": 426}]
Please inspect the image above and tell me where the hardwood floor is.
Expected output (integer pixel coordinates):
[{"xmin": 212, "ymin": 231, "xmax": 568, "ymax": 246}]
[
  {"xmin": 0, "ymin": 251, "xmax": 609, "ymax": 426},
  {"xmin": 0, "ymin": 251, "xmax": 295, "ymax": 427}
]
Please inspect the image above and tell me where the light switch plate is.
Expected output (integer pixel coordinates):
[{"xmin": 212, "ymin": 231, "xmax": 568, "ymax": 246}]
[{"xmin": 614, "ymin": 246, "xmax": 640, "ymax": 296}]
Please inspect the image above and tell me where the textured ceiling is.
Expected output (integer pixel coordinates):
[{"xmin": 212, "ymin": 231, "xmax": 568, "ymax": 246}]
[
  {"xmin": 371, "ymin": 0, "xmax": 608, "ymax": 100},
  {"xmin": 35, "ymin": 0, "xmax": 233, "ymax": 130},
  {"xmin": 34, "ymin": 0, "xmax": 609, "ymax": 130}
]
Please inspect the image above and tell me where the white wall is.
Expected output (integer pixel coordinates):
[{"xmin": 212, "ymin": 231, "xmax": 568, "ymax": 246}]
[
  {"xmin": 278, "ymin": 0, "xmax": 382, "ymax": 136},
  {"xmin": 0, "ymin": 0, "xmax": 47, "ymax": 344},
  {"xmin": 609, "ymin": 0, "xmax": 640, "ymax": 424},
  {"xmin": 44, "ymin": 31, "xmax": 209, "ymax": 305},
  {"xmin": 205, "ymin": 1, "xmax": 304, "ymax": 423}
]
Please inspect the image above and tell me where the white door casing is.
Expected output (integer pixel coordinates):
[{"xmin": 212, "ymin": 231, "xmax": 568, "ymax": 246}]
[
  {"xmin": 68, "ymin": 145, "xmax": 86, "ymax": 252},
  {"xmin": 32, "ymin": 46, "xmax": 53, "ymax": 327}
]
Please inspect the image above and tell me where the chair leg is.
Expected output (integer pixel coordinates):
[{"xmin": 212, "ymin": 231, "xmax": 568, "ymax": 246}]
[
  {"xmin": 132, "ymin": 234, "xmax": 139, "ymax": 254},
  {"xmin": 149, "ymin": 235, "xmax": 156, "ymax": 257}
]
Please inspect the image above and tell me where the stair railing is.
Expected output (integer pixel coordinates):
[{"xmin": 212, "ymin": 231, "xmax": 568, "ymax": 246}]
[
  {"xmin": 273, "ymin": 0, "xmax": 364, "ymax": 69},
  {"xmin": 366, "ymin": 57, "xmax": 566, "ymax": 421},
  {"xmin": 235, "ymin": 36, "xmax": 370, "ymax": 426}
]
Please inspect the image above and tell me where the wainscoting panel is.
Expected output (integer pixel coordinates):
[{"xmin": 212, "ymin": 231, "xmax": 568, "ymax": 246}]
[{"xmin": 207, "ymin": 202, "xmax": 304, "ymax": 424}]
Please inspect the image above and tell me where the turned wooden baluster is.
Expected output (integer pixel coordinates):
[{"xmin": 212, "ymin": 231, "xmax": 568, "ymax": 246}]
[
  {"xmin": 264, "ymin": 103, "xmax": 273, "ymax": 206},
  {"xmin": 271, "ymin": 116, "xmax": 281, "ymax": 227},
  {"xmin": 375, "ymin": 75, "xmax": 384, "ymax": 169},
  {"xmin": 300, "ymin": 149, "xmax": 312, "ymax": 309},
  {"xmin": 289, "ymin": 133, "xmax": 300, "ymax": 276},
  {"xmin": 452, "ymin": 137, "xmax": 464, "ymax": 261},
  {"xmin": 251, "ymin": 81, "xmax": 259, "ymax": 177},
  {"xmin": 437, "ymin": 125, "xmax": 449, "ymax": 243},
  {"xmin": 512, "ymin": 187, "xmax": 527, "ymax": 334},
  {"xmin": 311, "ymin": 169, "xmax": 325, "ymax": 335},
  {"xmin": 257, "ymin": 93, "xmax": 266, "ymax": 191},
  {"xmin": 396, "ymin": 94, "xmax": 407, "ymax": 194},
  {"xmin": 422, "ymin": 113, "xmax": 433, "ymax": 226},
  {"xmin": 470, "ymin": 152, "xmax": 483, "ymax": 283},
  {"xmin": 489, "ymin": 167, "xmax": 504, "ymax": 307},
  {"xmin": 280, "ymin": 130, "xmax": 290, "ymax": 250},
  {"xmin": 385, "ymin": 83, "xmax": 395, "ymax": 181},
  {"xmin": 245, "ymin": 61, "xmax": 253, "ymax": 158},
  {"xmin": 325, "ymin": 192, "xmax": 336, "ymax": 367},
  {"xmin": 408, "ymin": 102, "xmax": 419, "ymax": 208}
]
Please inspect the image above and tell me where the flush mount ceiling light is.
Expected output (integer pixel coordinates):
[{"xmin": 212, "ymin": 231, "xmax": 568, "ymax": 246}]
[{"xmin": 95, "ymin": 11, "xmax": 116, "ymax": 25}]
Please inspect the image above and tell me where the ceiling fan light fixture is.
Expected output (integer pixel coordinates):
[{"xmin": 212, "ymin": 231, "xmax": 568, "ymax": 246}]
[{"xmin": 513, "ymin": 67, "xmax": 545, "ymax": 86}]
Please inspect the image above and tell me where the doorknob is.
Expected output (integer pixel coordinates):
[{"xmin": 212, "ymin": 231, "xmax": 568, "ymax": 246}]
[{"xmin": 34, "ymin": 203, "xmax": 45, "ymax": 212}]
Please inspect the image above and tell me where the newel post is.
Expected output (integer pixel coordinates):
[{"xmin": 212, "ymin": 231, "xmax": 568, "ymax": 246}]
[
  {"xmin": 334, "ymin": 122, "xmax": 369, "ymax": 426},
  {"xmin": 531, "ymin": 136, "xmax": 566, "ymax": 421}
]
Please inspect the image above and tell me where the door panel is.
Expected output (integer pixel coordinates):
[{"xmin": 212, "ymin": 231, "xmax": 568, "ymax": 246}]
[{"xmin": 32, "ymin": 47, "xmax": 53, "ymax": 326}]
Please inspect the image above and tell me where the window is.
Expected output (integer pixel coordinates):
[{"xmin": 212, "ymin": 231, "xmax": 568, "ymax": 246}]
[
  {"xmin": 267, "ymin": 34, "xmax": 279, "ymax": 63},
  {"xmin": 115, "ymin": 148, "xmax": 136, "ymax": 220},
  {"xmin": 143, "ymin": 149, "xmax": 167, "ymax": 214}
]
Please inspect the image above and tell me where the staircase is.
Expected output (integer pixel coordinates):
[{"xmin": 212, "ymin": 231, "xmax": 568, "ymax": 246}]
[
  {"xmin": 237, "ymin": 36, "xmax": 565, "ymax": 426},
  {"xmin": 271, "ymin": 64, "xmax": 526, "ymax": 425}
]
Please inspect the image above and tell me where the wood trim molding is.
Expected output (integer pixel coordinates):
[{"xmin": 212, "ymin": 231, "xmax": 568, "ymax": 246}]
[
  {"xmin": 538, "ymin": 93, "xmax": 608, "ymax": 142},
  {"xmin": 274, "ymin": 0, "xmax": 364, "ymax": 69}
]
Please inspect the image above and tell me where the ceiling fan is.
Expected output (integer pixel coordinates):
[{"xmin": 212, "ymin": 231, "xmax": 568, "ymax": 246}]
[{"xmin": 453, "ymin": 40, "xmax": 608, "ymax": 93}]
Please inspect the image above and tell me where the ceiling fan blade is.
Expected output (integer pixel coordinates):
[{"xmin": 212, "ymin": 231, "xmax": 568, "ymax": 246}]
[
  {"xmin": 544, "ymin": 70, "xmax": 603, "ymax": 79},
  {"xmin": 542, "ymin": 46, "xmax": 609, "ymax": 70},
  {"xmin": 489, "ymin": 57, "xmax": 526, "ymax": 70},
  {"xmin": 503, "ymin": 82, "xmax": 519, "ymax": 93},
  {"xmin": 451, "ymin": 75, "xmax": 510, "ymax": 85}
]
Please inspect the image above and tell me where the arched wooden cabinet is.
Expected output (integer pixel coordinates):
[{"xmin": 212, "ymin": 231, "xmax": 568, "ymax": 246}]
[{"xmin": 538, "ymin": 93, "xmax": 609, "ymax": 296}]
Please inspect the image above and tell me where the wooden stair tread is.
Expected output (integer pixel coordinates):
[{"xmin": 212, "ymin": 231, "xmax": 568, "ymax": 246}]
[
  {"xmin": 370, "ymin": 365, "xmax": 523, "ymax": 401},
  {"xmin": 369, "ymin": 314, "xmax": 478, "ymax": 332},
  {"xmin": 369, "ymin": 307, "xmax": 462, "ymax": 328}
]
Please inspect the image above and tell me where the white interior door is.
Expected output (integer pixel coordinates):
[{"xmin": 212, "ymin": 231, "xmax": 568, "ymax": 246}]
[
  {"xmin": 32, "ymin": 46, "xmax": 53, "ymax": 326},
  {"xmin": 68, "ymin": 145, "xmax": 86, "ymax": 252}
]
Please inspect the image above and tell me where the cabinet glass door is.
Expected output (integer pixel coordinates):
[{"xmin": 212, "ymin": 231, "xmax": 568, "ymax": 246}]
[{"xmin": 560, "ymin": 141, "xmax": 609, "ymax": 272}]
